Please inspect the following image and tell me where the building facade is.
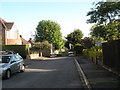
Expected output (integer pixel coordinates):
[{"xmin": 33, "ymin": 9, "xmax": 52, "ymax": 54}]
[{"xmin": 0, "ymin": 18, "xmax": 22, "ymax": 45}]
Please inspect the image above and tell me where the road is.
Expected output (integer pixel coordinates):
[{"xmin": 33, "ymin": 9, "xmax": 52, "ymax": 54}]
[{"xmin": 2, "ymin": 57, "xmax": 84, "ymax": 88}]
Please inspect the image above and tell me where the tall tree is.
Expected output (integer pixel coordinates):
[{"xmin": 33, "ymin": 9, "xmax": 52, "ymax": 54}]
[
  {"xmin": 90, "ymin": 24, "xmax": 107, "ymax": 39},
  {"xmin": 65, "ymin": 29, "xmax": 83, "ymax": 48},
  {"xmin": 87, "ymin": 1, "xmax": 120, "ymax": 41},
  {"xmin": 35, "ymin": 20, "xmax": 64, "ymax": 49},
  {"xmin": 87, "ymin": 1, "xmax": 120, "ymax": 24},
  {"xmin": 90, "ymin": 20, "xmax": 120, "ymax": 41},
  {"xmin": 105, "ymin": 20, "xmax": 120, "ymax": 40}
]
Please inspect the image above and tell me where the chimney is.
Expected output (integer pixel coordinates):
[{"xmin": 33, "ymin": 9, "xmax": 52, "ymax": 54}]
[{"xmin": 20, "ymin": 35, "xmax": 22, "ymax": 38}]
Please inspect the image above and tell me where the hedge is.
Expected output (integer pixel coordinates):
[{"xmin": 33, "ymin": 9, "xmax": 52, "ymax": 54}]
[
  {"xmin": 82, "ymin": 45, "xmax": 103, "ymax": 64},
  {"xmin": 1, "ymin": 44, "xmax": 30, "ymax": 59},
  {"xmin": 74, "ymin": 44, "xmax": 84, "ymax": 55}
]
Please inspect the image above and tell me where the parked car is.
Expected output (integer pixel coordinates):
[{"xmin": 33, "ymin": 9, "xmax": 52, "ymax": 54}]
[
  {"xmin": 0, "ymin": 50, "xmax": 16, "ymax": 55},
  {"xmin": 68, "ymin": 51, "xmax": 74, "ymax": 56},
  {"xmin": 0, "ymin": 54, "xmax": 25, "ymax": 79}
]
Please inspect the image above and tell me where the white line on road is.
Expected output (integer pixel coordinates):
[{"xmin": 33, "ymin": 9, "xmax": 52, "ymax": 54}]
[{"xmin": 74, "ymin": 57, "xmax": 92, "ymax": 90}]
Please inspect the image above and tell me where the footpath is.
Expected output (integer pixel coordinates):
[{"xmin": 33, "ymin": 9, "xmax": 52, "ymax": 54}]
[{"xmin": 75, "ymin": 56, "xmax": 120, "ymax": 89}]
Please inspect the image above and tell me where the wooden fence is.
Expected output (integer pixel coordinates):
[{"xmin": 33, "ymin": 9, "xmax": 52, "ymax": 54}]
[{"xmin": 102, "ymin": 39, "xmax": 120, "ymax": 74}]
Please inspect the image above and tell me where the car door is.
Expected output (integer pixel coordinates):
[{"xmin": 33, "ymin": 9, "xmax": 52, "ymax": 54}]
[
  {"xmin": 10, "ymin": 55, "xmax": 19, "ymax": 73},
  {"xmin": 14, "ymin": 55, "xmax": 22, "ymax": 71}
]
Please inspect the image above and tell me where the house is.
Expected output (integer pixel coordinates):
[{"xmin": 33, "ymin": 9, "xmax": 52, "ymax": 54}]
[
  {"xmin": 0, "ymin": 18, "xmax": 22, "ymax": 45},
  {"xmin": 20, "ymin": 35, "xmax": 29, "ymax": 45},
  {"xmin": 28, "ymin": 38, "xmax": 35, "ymax": 45},
  {"xmin": 0, "ymin": 18, "xmax": 35, "ymax": 47}
]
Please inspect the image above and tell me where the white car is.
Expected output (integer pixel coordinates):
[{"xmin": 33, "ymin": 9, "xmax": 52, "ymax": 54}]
[
  {"xmin": 0, "ymin": 54, "xmax": 25, "ymax": 79},
  {"xmin": 68, "ymin": 51, "xmax": 74, "ymax": 56}
]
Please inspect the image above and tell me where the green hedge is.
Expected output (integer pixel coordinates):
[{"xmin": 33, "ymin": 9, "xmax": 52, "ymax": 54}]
[
  {"xmin": 1, "ymin": 44, "xmax": 30, "ymax": 59},
  {"xmin": 74, "ymin": 44, "xmax": 84, "ymax": 55},
  {"xmin": 82, "ymin": 45, "xmax": 103, "ymax": 64}
]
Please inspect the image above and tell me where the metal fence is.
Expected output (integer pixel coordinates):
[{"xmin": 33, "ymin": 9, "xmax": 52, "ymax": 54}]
[{"xmin": 102, "ymin": 39, "xmax": 120, "ymax": 74}]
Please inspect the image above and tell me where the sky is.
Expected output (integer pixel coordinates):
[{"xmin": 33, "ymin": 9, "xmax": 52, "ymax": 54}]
[{"xmin": 0, "ymin": 0, "xmax": 98, "ymax": 40}]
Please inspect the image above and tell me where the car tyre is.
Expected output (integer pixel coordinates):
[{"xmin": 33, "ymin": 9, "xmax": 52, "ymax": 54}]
[{"xmin": 5, "ymin": 70, "xmax": 11, "ymax": 79}]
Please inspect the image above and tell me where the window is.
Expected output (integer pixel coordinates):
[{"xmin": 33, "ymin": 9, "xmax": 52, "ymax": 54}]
[{"xmin": 1, "ymin": 56, "xmax": 11, "ymax": 63}]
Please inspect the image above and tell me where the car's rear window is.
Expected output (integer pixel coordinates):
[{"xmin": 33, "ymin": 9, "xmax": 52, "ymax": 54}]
[{"xmin": 0, "ymin": 56, "xmax": 11, "ymax": 63}]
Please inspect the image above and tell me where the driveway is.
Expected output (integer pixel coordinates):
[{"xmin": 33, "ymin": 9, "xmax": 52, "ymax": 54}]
[{"xmin": 2, "ymin": 57, "xmax": 84, "ymax": 88}]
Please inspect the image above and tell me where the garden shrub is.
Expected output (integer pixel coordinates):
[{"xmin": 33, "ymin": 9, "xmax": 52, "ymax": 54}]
[
  {"xmin": 82, "ymin": 45, "xmax": 103, "ymax": 64},
  {"xmin": 74, "ymin": 44, "xmax": 84, "ymax": 55}
]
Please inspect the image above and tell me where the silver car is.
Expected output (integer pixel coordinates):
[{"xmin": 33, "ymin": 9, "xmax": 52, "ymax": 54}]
[{"xmin": 0, "ymin": 54, "xmax": 25, "ymax": 79}]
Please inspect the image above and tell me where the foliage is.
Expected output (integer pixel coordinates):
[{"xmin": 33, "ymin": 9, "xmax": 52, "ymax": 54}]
[
  {"xmin": 34, "ymin": 20, "xmax": 64, "ymax": 49},
  {"xmin": 105, "ymin": 20, "xmax": 120, "ymax": 40},
  {"xmin": 1, "ymin": 45, "xmax": 30, "ymax": 59},
  {"xmin": 82, "ymin": 37, "xmax": 94, "ymax": 49},
  {"xmin": 74, "ymin": 43, "xmax": 84, "ymax": 55},
  {"xmin": 90, "ymin": 20, "xmax": 120, "ymax": 41},
  {"xmin": 82, "ymin": 45, "xmax": 103, "ymax": 64},
  {"xmin": 31, "ymin": 41, "xmax": 51, "ymax": 57},
  {"xmin": 87, "ymin": 1, "xmax": 120, "ymax": 24},
  {"xmin": 65, "ymin": 29, "xmax": 83, "ymax": 48},
  {"xmin": 90, "ymin": 24, "xmax": 106, "ymax": 39}
]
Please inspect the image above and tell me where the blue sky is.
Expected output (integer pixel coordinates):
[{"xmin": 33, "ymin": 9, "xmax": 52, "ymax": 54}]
[{"xmin": 0, "ymin": 1, "xmax": 96, "ymax": 40}]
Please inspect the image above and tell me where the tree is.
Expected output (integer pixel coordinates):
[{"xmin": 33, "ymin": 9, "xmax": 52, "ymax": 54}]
[
  {"xmin": 87, "ymin": 1, "xmax": 120, "ymax": 24},
  {"xmin": 35, "ymin": 20, "xmax": 64, "ymax": 49},
  {"xmin": 87, "ymin": 1, "xmax": 120, "ymax": 41},
  {"xmin": 90, "ymin": 20, "xmax": 120, "ymax": 41},
  {"xmin": 90, "ymin": 24, "xmax": 107, "ymax": 40},
  {"xmin": 65, "ymin": 29, "xmax": 83, "ymax": 48},
  {"xmin": 82, "ymin": 37, "xmax": 94, "ymax": 49},
  {"xmin": 105, "ymin": 20, "xmax": 120, "ymax": 40},
  {"xmin": 31, "ymin": 41, "xmax": 51, "ymax": 57}
]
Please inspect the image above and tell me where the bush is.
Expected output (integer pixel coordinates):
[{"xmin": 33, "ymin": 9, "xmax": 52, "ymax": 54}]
[
  {"xmin": 31, "ymin": 41, "xmax": 51, "ymax": 57},
  {"xmin": 82, "ymin": 45, "xmax": 103, "ymax": 64},
  {"xmin": 1, "ymin": 44, "xmax": 30, "ymax": 59},
  {"xmin": 74, "ymin": 44, "xmax": 84, "ymax": 55}
]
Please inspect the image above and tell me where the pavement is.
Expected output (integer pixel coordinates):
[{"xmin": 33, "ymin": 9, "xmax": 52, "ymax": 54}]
[{"xmin": 75, "ymin": 56, "xmax": 120, "ymax": 89}]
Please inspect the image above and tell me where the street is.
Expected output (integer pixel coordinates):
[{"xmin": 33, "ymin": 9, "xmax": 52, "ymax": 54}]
[{"xmin": 2, "ymin": 57, "xmax": 84, "ymax": 88}]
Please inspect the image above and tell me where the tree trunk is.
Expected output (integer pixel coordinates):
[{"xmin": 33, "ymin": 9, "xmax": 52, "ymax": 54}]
[{"xmin": 40, "ymin": 52, "xmax": 43, "ymax": 57}]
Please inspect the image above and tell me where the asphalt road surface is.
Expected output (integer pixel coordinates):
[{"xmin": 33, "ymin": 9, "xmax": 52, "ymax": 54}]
[{"xmin": 2, "ymin": 57, "xmax": 84, "ymax": 88}]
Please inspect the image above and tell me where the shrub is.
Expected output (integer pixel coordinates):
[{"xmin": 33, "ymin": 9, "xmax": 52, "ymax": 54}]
[
  {"xmin": 82, "ymin": 45, "xmax": 103, "ymax": 64},
  {"xmin": 74, "ymin": 44, "xmax": 84, "ymax": 55}
]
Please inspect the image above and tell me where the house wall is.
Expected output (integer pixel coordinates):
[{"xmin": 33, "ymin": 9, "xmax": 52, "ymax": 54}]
[
  {"xmin": 7, "ymin": 39, "xmax": 22, "ymax": 44},
  {"xmin": 0, "ymin": 21, "xmax": 6, "ymax": 44},
  {"xmin": 0, "ymin": 22, "xmax": 2, "ymax": 45},
  {"xmin": 6, "ymin": 24, "xmax": 22, "ymax": 44}
]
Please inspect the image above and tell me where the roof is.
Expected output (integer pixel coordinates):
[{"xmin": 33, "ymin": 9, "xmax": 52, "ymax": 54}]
[
  {"xmin": 0, "ymin": 17, "xmax": 14, "ymax": 30},
  {"xmin": 4, "ymin": 22, "xmax": 14, "ymax": 30},
  {"xmin": 20, "ymin": 35, "xmax": 29, "ymax": 44},
  {"xmin": 0, "ymin": 17, "xmax": 7, "ymax": 29},
  {"xmin": 0, "ymin": 18, "xmax": 6, "ymax": 23},
  {"xmin": 28, "ymin": 38, "xmax": 35, "ymax": 45}
]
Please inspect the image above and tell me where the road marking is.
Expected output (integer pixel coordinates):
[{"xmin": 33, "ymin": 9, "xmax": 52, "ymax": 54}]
[{"xmin": 74, "ymin": 57, "xmax": 92, "ymax": 90}]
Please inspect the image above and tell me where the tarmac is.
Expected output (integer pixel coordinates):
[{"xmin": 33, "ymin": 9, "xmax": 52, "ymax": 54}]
[{"xmin": 75, "ymin": 56, "xmax": 120, "ymax": 90}]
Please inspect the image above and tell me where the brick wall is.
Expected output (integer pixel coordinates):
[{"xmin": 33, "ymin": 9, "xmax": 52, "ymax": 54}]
[{"xmin": 7, "ymin": 38, "xmax": 22, "ymax": 44}]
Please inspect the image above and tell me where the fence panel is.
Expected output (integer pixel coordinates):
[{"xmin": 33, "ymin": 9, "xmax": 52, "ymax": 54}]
[{"xmin": 102, "ymin": 39, "xmax": 120, "ymax": 74}]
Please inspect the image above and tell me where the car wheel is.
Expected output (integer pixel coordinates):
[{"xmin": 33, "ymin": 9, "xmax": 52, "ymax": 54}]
[
  {"xmin": 20, "ymin": 65, "xmax": 25, "ymax": 72},
  {"xmin": 5, "ymin": 70, "xmax": 11, "ymax": 79}
]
